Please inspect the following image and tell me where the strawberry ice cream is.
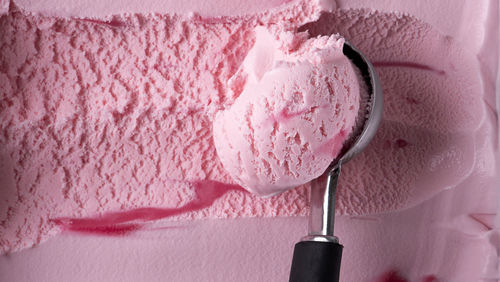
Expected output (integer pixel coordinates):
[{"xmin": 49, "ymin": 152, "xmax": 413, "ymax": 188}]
[
  {"xmin": 0, "ymin": 0, "xmax": 498, "ymax": 281},
  {"xmin": 213, "ymin": 27, "xmax": 360, "ymax": 196}
]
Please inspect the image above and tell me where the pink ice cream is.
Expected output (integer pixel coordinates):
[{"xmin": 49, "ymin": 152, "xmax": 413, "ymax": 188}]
[
  {"xmin": 0, "ymin": 0, "xmax": 325, "ymax": 253},
  {"xmin": 0, "ymin": 0, "xmax": 498, "ymax": 281},
  {"xmin": 213, "ymin": 27, "xmax": 360, "ymax": 196}
]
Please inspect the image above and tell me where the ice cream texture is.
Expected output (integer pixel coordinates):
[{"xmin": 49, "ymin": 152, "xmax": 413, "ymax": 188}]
[
  {"xmin": 0, "ymin": 0, "xmax": 493, "ymax": 248},
  {"xmin": 0, "ymin": 0, "xmax": 498, "ymax": 281},
  {"xmin": 213, "ymin": 27, "xmax": 360, "ymax": 196}
]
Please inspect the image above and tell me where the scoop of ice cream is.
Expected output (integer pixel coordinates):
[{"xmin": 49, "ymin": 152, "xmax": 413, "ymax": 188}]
[{"xmin": 213, "ymin": 27, "xmax": 360, "ymax": 196}]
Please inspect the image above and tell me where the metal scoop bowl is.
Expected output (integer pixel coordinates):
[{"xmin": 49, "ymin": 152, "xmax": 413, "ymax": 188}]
[{"xmin": 289, "ymin": 42, "xmax": 383, "ymax": 282}]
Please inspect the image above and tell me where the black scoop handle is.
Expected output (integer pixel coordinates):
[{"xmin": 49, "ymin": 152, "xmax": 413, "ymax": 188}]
[{"xmin": 289, "ymin": 240, "xmax": 343, "ymax": 282}]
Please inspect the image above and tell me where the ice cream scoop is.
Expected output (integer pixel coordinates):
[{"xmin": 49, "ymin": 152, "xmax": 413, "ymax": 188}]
[
  {"xmin": 213, "ymin": 28, "xmax": 361, "ymax": 197},
  {"xmin": 289, "ymin": 42, "xmax": 383, "ymax": 282}
]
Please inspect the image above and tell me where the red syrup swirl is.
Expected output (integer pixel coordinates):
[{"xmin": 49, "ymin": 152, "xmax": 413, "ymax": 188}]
[
  {"xmin": 51, "ymin": 181, "xmax": 246, "ymax": 236},
  {"xmin": 372, "ymin": 61, "xmax": 446, "ymax": 76},
  {"xmin": 376, "ymin": 270, "xmax": 439, "ymax": 282},
  {"xmin": 74, "ymin": 18, "xmax": 126, "ymax": 28}
]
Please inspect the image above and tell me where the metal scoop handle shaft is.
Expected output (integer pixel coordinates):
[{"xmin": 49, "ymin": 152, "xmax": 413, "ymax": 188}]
[
  {"xmin": 289, "ymin": 166, "xmax": 343, "ymax": 282},
  {"xmin": 307, "ymin": 165, "xmax": 341, "ymax": 239}
]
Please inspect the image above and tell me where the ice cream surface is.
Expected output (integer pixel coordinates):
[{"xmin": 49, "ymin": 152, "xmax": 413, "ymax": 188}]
[
  {"xmin": 213, "ymin": 27, "xmax": 360, "ymax": 196},
  {"xmin": 0, "ymin": 0, "xmax": 498, "ymax": 281},
  {"xmin": 0, "ymin": 0, "xmax": 327, "ymax": 253}
]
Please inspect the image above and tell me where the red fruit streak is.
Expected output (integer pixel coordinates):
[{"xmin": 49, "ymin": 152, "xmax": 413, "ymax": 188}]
[
  {"xmin": 74, "ymin": 18, "xmax": 126, "ymax": 28},
  {"xmin": 276, "ymin": 108, "xmax": 309, "ymax": 122},
  {"xmin": 272, "ymin": 104, "xmax": 329, "ymax": 124},
  {"xmin": 55, "ymin": 223, "xmax": 142, "ymax": 236},
  {"xmin": 373, "ymin": 61, "xmax": 446, "ymax": 76},
  {"xmin": 469, "ymin": 213, "xmax": 495, "ymax": 230},
  {"xmin": 376, "ymin": 271, "xmax": 407, "ymax": 282},
  {"xmin": 377, "ymin": 270, "xmax": 439, "ymax": 282},
  {"xmin": 51, "ymin": 181, "xmax": 245, "ymax": 236},
  {"xmin": 422, "ymin": 275, "xmax": 439, "ymax": 282}
]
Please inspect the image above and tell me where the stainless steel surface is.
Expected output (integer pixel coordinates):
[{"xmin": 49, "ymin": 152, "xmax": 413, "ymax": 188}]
[
  {"xmin": 338, "ymin": 42, "xmax": 383, "ymax": 165},
  {"xmin": 304, "ymin": 166, "xmax": 341, "ymax": 241},
  {"xmin": 303, "ymin": 42, "xmax": 383, "ymax": 241},
  {"xmin": 300, "ymin": 235, "xmax": 339, "ymax": 243}
]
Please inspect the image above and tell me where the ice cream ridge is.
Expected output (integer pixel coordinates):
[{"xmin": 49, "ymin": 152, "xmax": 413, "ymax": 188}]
[{"xmin": 214, "ymin": 27, "xmax": 360, "ymax": 196}]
